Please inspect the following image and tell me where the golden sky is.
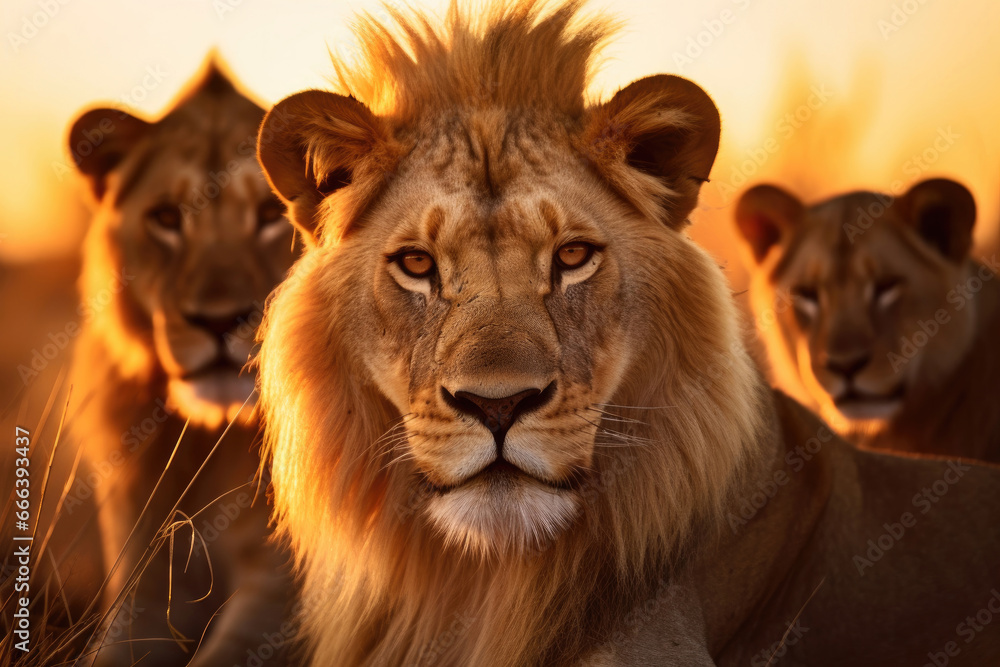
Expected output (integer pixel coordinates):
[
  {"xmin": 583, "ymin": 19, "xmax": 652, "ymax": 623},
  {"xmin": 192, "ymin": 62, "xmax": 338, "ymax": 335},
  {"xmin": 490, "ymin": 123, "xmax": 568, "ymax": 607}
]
[{"xmin": 1, "ymin": 0, "xmax": 998, "ymax": 270}]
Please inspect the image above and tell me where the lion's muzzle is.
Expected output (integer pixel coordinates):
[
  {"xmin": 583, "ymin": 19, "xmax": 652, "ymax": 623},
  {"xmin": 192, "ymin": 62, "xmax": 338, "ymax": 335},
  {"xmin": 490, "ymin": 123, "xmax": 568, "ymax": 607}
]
[{"xmin": 441, "ymin": 381, "xmax": 557, "ymax": 451}]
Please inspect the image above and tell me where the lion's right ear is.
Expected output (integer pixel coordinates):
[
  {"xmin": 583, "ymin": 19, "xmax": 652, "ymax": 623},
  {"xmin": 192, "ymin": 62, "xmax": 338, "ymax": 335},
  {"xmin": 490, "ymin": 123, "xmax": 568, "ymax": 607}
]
[
  {"xmin": 257, "ymin": 90, "xmax": 398, "ymax": 243},
  {"xmin": 734, "ymin": 185, "xmax": 804, "ymax": 264},
  {"xmin": 68, "ymin": 108, "xmax": 151, "ymax": 202}
]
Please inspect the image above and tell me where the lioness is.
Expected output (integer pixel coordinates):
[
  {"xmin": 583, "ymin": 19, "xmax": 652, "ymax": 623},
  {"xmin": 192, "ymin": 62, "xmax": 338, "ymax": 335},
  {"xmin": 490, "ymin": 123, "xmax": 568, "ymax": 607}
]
[
  {"xmin": 255, "ymin": 2, "xmax": 1000, "ymax": 665},
  {"xmin": 58, "ymin": 62, "xmax": 298, "ymax": 665},
  {"xmin": 736, "ymin": 179, "xmax": 1000, "ymax": 460}
]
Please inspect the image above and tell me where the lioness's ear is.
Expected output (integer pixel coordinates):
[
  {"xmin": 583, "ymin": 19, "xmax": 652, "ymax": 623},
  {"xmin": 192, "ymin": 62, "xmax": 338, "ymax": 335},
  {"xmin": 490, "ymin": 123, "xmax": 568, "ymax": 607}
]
[
  {"xmin": 68, "ymin": 108, "xmax": 151, "ymax": 202},
  {"xmin": 257, "ymin": 90, "xmax": 397, "ymax": 242},
  {"xmin": 580, "ymin": 74, "xmax": 721, "ymax": 227},
  {"xmin": 898, "ymin": 178, "xmax": 976, "ymax": 262},
  {"xmin": 734, "ymin": 185, "xmax": 804, "ymax": 264}
]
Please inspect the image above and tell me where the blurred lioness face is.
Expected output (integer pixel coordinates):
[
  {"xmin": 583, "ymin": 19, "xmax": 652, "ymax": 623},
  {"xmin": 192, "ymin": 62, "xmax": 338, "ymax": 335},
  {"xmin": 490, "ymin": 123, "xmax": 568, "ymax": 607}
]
[
  {"xmin": 71, "ymin": 68, "xmax": 298, "ymax": 427},
  {"xmin": 736, "ymin": 179, "xmax": 979, "ymax": 432}
]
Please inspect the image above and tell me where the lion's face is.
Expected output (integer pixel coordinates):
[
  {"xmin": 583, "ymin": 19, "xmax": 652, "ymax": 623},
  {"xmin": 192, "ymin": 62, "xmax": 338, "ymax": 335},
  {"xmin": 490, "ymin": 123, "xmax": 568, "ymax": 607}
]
[
  {"xmin": 258, "ymin": 74, "xmax": 726, "ymax": 555},
  {"xmin": 71, "ymin": 66, "xmax": 298, "ymax": 427},
  {"xmin": 736, "ymin": 179, "xmax": 977, "ymax": 431},
  {"xmin": 350, "ymin": 144, "xmax": 637, "ymax": 551}
]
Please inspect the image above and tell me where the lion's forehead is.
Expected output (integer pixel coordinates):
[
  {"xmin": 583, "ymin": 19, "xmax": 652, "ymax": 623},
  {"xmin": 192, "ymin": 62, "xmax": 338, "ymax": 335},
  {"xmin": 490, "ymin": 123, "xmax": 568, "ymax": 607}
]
[
  {"xmin": 397, "ymin": 111, "xmax": 583, "ymax": 201},
  {"xmin": 389, "ymin": 131, "xmax": 599, "ymax": 251}
]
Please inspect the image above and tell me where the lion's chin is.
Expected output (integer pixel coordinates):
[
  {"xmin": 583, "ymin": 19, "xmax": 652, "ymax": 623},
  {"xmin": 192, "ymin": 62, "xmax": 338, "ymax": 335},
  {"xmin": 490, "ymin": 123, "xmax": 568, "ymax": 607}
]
[
  {"xmin": 425, "ymin": 472, "xmax": 580, "ymax": 557},
  {"xmin": 166, "ymin": 372, "xmax": 257, "ymax": 430}
]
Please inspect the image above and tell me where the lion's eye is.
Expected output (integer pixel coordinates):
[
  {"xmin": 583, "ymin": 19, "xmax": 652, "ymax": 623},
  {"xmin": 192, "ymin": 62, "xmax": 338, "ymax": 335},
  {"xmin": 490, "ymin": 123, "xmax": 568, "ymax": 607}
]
[
  {"xmin": 555, "ymin": 242, "xmax": 596, "ymax": 270},
  {"xmin": 257, "ymin": 197, "xmax": 286, "ymax": 229},
  {"xmin": 874, "ymin": 277, "xmax": 903, "ymax": 307},
  {"xmin": 147, "ymin": 203, "xmax": 182, "ymax": 232},
  {"xmin": 395, "ymin": 250, "xmax": 436, "ymax": 279}
]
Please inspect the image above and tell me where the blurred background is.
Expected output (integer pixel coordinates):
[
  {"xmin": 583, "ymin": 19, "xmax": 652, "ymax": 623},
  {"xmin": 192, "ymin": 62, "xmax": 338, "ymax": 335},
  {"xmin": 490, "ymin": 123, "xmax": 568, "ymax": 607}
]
[{"xmin": 1, "ymin": 0, "xmax": 998, "ymax": 411}]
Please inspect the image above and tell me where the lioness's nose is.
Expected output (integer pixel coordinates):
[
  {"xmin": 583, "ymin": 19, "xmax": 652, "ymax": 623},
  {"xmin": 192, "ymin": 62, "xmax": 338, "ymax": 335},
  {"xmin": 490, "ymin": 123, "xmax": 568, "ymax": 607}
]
[
  {"xmin": 824, "ymin": 351, "xmax": 871, "ymax": 378},
  {"xmin": 184, "ymin": 309, "xmax": 254, "ymax": 339},
  {"xmin": 443, "ymin": 382, "xmax": 556, "ymax": 450}
]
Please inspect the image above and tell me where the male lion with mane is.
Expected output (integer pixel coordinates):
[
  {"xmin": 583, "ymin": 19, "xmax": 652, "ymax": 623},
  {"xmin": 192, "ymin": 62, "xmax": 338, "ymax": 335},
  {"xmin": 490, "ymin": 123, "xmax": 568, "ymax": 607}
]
[
  {"xmin": 735, "ymin": 180, "xmax": 1000, "ymax": 461},
  {"xmin": 54, "ymin": 61, "xmax": 298, "ymax": 666},
  {"xmin": 256, "ymin": 2, "xmax": 1000, "ymax": 665}
]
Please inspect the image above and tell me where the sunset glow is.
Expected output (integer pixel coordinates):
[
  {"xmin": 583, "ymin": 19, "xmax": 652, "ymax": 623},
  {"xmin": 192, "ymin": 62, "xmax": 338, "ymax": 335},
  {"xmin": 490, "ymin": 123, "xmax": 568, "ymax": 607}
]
[{"xmin": 1, "ymin": 0, "xmax": 998, "ymax": 280}]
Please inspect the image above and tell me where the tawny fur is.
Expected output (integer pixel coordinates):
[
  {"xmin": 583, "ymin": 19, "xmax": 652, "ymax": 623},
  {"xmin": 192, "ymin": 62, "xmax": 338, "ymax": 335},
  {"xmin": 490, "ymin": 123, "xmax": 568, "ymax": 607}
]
[{"xmin": 257, "ymin": 2, "xmax": 1000, "ymax": 665}]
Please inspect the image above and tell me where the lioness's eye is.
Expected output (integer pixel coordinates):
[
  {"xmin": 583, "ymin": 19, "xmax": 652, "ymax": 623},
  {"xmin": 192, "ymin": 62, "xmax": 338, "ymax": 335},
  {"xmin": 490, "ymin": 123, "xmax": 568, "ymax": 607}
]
[
  {"xmin": 395, "ymin": 250, "xmax": 436, "ymax": 279},
  {"xmin": 147, "ymin": 204, "xmax": 182, "ymax": 232},
  {"xmin": 791, "ymin": 285, "xmax": 818, "ymax": 303},
  {"xmin": 874, "ymin": 277, "xmax": 902, "ymax": 298},
  {"xmin": 555, "ymin": 242, "xmax": 595, "ymax": 270},
  {"xmin": 873, "ymin": 276, "xmax": 903, "ymax": 307},
  {"xmin": 257, "ymin": 197, "xmax": 286, "ymax": 229}
]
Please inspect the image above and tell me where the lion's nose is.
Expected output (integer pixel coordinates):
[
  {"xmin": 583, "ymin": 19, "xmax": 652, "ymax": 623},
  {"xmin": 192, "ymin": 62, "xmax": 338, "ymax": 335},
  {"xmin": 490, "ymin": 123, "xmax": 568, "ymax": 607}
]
[{"xmin": 442, "ymin": 382, "xmax": 556, "ymax": 451}]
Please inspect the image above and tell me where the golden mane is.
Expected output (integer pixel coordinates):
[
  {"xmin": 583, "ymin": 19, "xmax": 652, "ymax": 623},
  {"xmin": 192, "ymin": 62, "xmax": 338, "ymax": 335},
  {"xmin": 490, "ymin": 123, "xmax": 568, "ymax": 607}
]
[
  {"xmin": 257, "ymin": 2, "xmax": 764, "ymax": 665},
  {"xmin": 333, "ymin": 0, "xmax": 616, "ymax": 121}
]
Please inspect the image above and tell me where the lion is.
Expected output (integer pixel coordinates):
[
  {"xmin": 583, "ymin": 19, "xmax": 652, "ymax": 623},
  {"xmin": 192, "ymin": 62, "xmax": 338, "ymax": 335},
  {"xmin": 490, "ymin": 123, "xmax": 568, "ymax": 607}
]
[
  {"xmin": 735, "ymin": 179, "xmax": 1000, "ymax": 461},
  {"xmin": 254, "ymin": 2, "xmax": 1000, "ymax": 665},
  {"xmin": 49, "ymin": 61, "xmax": 298, "ymax": 666}
]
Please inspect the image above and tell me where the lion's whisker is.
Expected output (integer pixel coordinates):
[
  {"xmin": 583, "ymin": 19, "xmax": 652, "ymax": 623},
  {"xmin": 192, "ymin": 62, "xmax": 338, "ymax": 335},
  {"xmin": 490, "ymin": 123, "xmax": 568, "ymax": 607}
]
[
  {"xmin": 593, "ymin": 403, "xmax": 678, "ymax": 411},
  {"xmin": 574, "ymin": 414, "xmax": 654, "ymax": 445},
  {"xmin": 582, "ymin": 406, "xmax": 649, "ymax": 425}
]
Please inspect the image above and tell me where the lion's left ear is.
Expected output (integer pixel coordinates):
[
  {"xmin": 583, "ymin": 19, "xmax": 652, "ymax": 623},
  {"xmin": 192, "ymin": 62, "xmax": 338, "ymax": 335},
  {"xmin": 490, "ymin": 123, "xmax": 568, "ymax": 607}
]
[
  {"xmin": 257, "ymin": 90, "xmax": 401, "ymax": 244},
  {"xmin": 898, "ymin": 178, "xmax": 976, "ymax": 262},
  {"xmin": 579, "ymin": 75, "xmax": 721, "ymax": 228}
]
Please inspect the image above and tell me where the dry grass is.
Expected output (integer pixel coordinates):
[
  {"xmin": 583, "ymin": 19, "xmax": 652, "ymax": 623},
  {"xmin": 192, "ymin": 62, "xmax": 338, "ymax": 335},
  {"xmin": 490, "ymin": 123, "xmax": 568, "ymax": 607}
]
[{"xmin": 0, "ymin": 368, "xmax": 252, "ymax": 666}]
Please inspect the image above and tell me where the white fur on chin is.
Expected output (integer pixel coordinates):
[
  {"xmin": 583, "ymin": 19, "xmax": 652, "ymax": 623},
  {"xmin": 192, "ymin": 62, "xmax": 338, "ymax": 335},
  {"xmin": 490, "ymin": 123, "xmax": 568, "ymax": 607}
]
[{"xmin": 425, "ymin": 473, "xmax": 581, "ymax": 557}]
